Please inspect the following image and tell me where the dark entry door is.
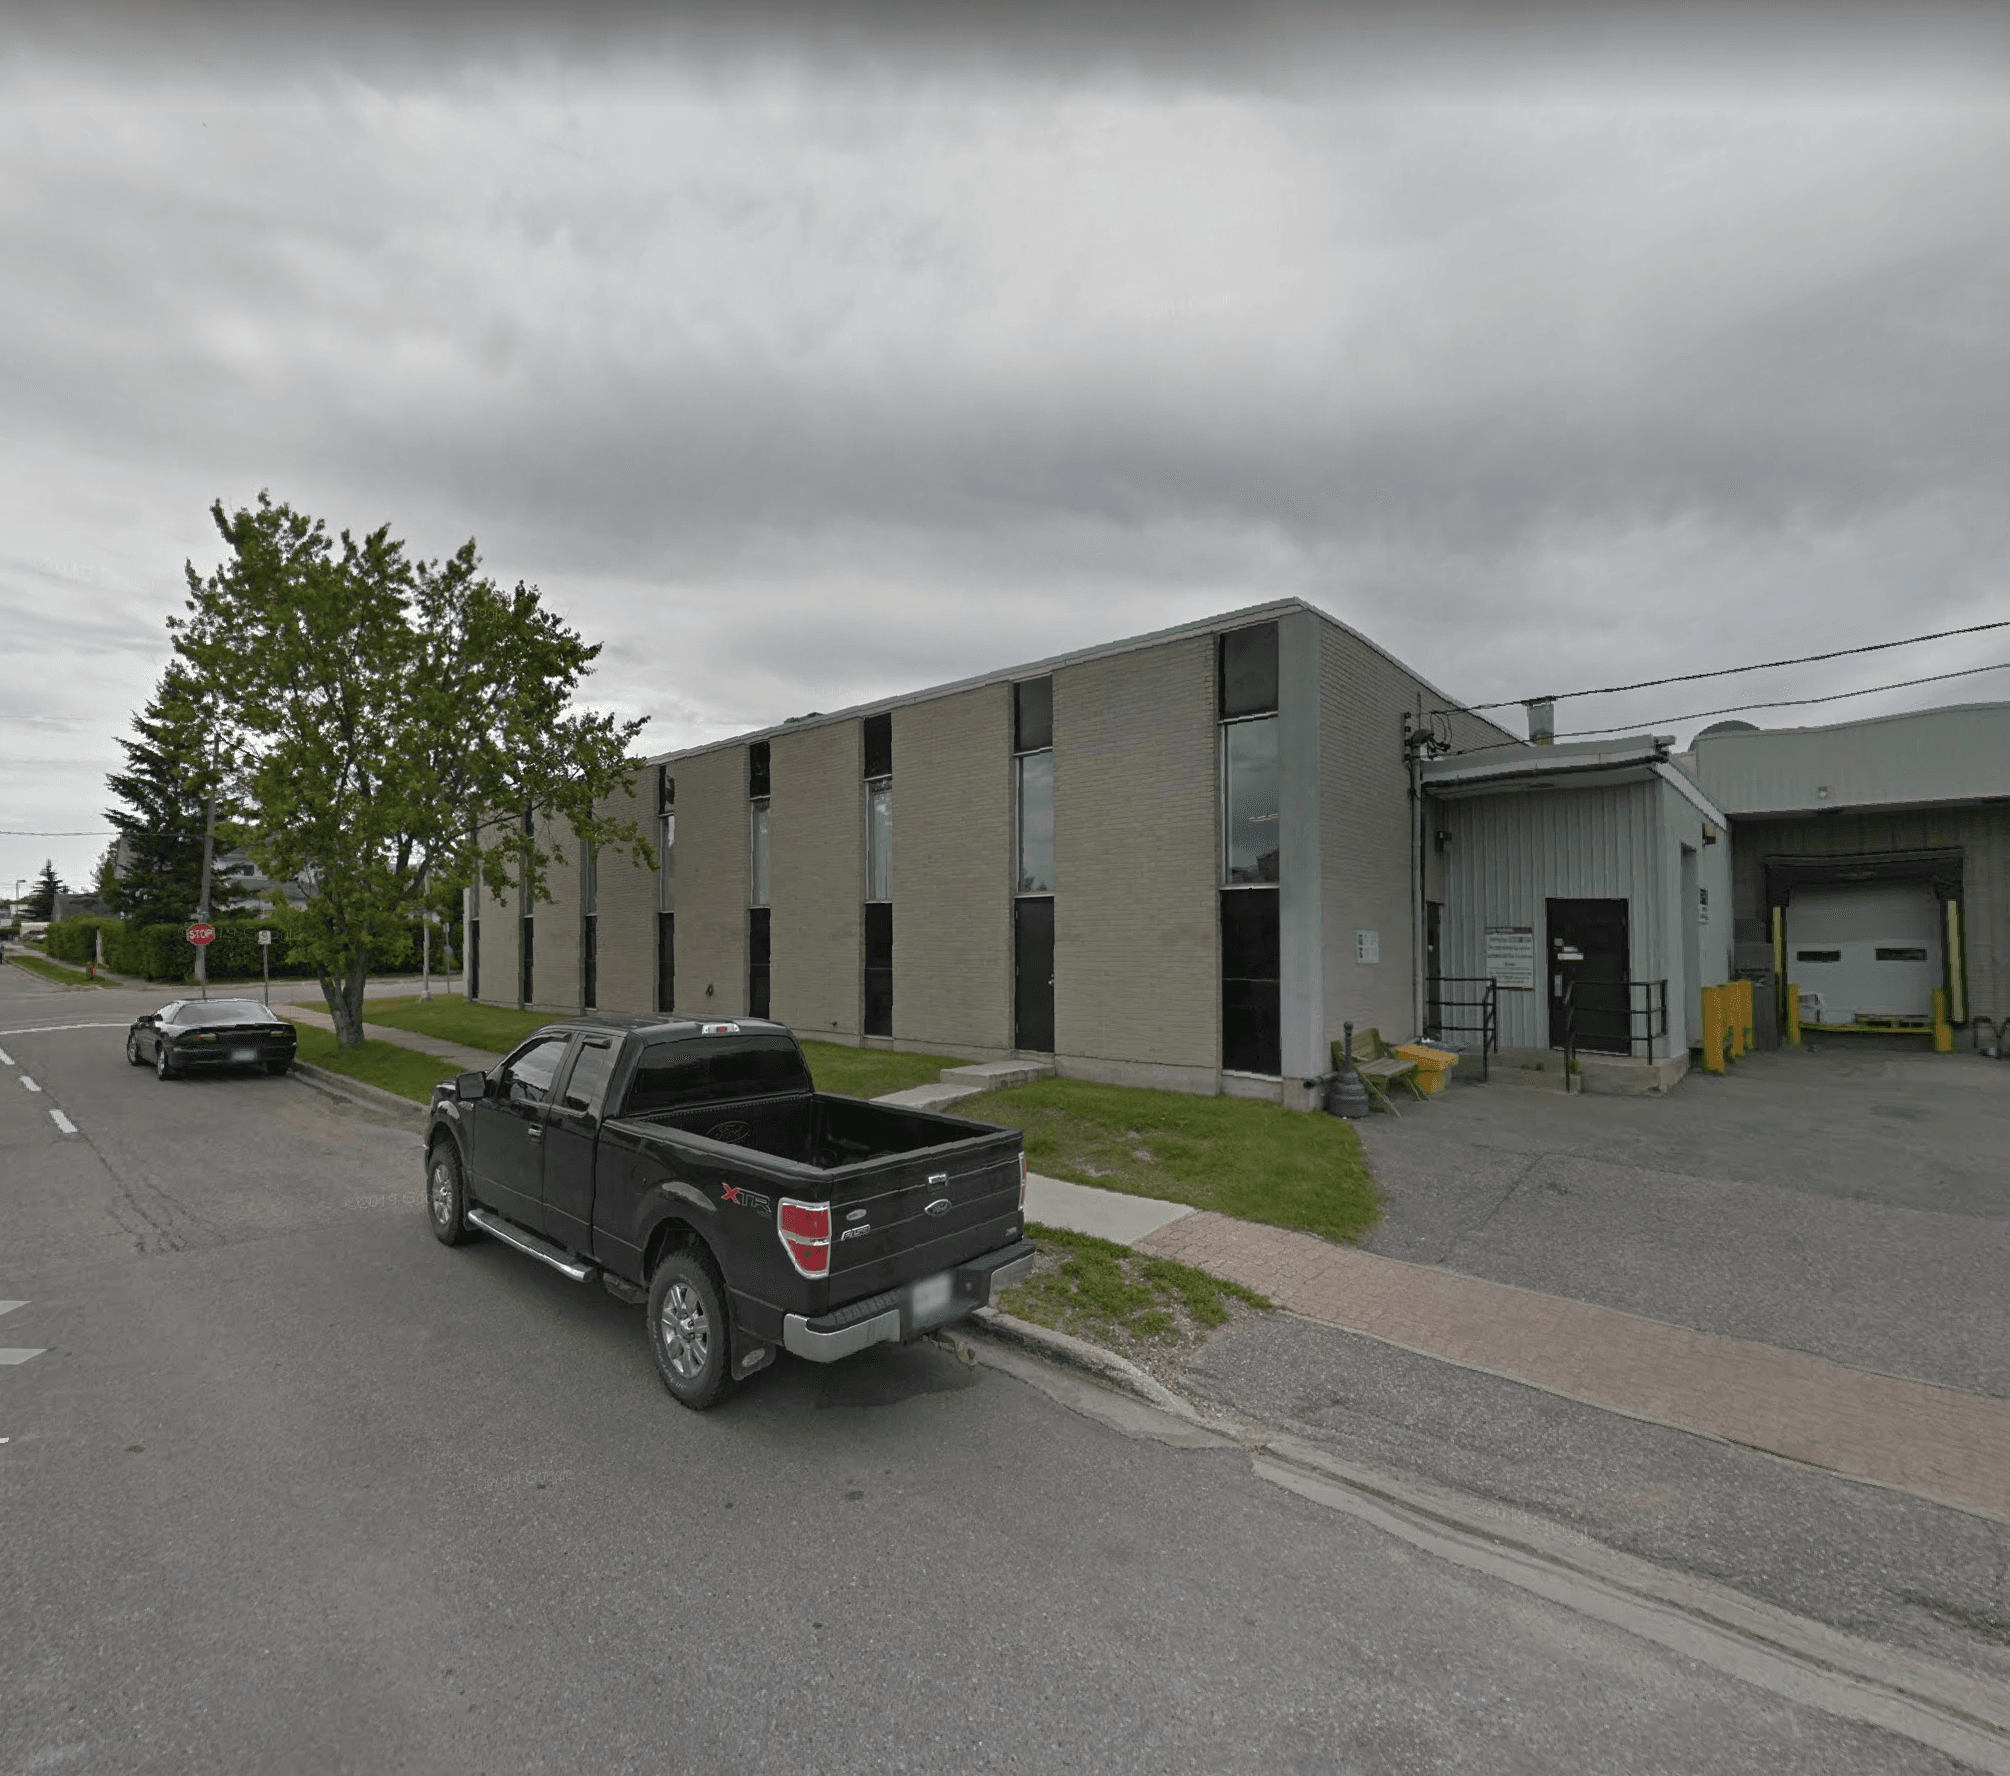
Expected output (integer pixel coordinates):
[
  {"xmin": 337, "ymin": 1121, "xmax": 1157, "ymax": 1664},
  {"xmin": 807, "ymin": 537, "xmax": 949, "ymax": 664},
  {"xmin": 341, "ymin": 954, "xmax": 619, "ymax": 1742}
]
[
  {"xmin": 1014, "ymin": 897, "xmax": 1055, "ymax": 1052},
  {"xmin": 1547, "ymin": 899, "xmax": 1631, "ymax": 1054}
]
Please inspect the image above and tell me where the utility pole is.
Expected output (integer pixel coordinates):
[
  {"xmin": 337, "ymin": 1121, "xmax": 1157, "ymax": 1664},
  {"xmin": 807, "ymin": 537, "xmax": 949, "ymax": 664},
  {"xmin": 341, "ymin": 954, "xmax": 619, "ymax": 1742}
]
[{"xmin": 194, "ymin": 794, "xmax": 217, "ymax": 1002}]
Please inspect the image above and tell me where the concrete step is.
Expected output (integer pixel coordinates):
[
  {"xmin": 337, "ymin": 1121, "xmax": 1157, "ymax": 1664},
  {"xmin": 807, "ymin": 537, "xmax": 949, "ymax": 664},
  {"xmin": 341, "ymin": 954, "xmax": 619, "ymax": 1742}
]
[
  {"xmin": 939, "ymin": 1058, "xmax": 1055, "ymax": 1091},
  {"xmin": 872, "ymin": 1081, "xmax": 991, "ymax": 1112}
]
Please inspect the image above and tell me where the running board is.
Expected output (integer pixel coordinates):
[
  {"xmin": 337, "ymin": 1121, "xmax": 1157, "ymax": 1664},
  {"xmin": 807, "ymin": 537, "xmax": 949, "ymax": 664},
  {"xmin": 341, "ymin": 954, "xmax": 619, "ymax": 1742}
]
[{"xmin": 465, "ymin": 1208, "xmax": 599, "ymax": 1283}]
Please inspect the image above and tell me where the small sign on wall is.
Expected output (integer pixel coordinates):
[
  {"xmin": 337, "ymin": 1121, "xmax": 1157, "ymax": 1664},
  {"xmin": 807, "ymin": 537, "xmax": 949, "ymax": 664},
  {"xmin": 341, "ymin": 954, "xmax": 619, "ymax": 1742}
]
[
  {"xmin": 1355, "ymin": 930, "xmax": 1380, "ymax": 964},
  {"xmin": 1485, "ymin": 925, "xmax": 1535, "ymax": 990}
]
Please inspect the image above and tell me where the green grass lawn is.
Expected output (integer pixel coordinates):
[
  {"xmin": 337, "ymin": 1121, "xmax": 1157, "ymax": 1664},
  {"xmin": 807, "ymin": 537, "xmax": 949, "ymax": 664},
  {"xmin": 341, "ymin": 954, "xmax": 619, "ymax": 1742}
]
[
  {"xmin": 283, "ymin": 1016, "xmax": 460, "ymax": 1104},
  {"xmin": 346, "ymin": 996, "xmax": 960, "ymax": 1099},
  {"xmin": 955, "ymin": 1078, "xmax": 1382, "ymax": 1245},
  {"xmin": 796, "ymin": 1040, "xmax": 963, "ymax": 1100},
  {"xmin": 997, "ymin": 1221, "xmax": 1269, "ymax": 1354},
  {"xmin": 349, "ymin": 994, "xmax": 555, "ymax": 1052},
  {"xmin": 5, "ymin": 952, "xmax": 106, "ymax": 987}
]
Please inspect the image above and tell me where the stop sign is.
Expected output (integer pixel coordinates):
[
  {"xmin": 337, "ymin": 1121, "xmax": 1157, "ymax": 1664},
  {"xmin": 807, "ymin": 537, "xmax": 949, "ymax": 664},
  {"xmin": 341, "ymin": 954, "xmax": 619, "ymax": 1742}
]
[{"xmin": 186, "ymin": 922, "xmax": 217, "ymax": 947}]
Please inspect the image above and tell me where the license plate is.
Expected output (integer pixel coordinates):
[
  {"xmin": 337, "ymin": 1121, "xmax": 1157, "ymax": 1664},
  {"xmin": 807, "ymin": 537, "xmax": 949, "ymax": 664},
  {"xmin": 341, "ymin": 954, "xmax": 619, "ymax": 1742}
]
[
  {"xmin": 911, "ymin": 1273, "xmax": 952, "ymax": 1320},
  {"xmin": 231, "ymin": 1048, "xmax": 257, "ymax": 1062}
]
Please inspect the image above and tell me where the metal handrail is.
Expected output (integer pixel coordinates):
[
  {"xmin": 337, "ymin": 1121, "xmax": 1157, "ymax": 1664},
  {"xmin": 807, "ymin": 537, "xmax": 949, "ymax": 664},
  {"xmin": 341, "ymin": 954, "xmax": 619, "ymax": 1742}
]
[
  {"xmin": 1424, "ymin": 976, "xmax": 1498, "ymax": 1083},
  {"xmin": 1563, "ymin": 979, "xmax": 1669, "ymax": 1079}
]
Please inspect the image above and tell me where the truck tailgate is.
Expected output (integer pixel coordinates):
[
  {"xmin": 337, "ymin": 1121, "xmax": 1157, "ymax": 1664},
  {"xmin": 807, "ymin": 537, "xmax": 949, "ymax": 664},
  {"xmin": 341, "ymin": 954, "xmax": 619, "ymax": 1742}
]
[{"xmin": 825, "ymin": 1134, "xmax": 1022, "ymax": 1298}]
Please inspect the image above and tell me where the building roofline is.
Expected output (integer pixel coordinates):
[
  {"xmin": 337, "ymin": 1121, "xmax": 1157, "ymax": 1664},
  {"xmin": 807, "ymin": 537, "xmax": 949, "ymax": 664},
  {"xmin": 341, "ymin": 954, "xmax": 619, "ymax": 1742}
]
[
  {"xmin": 639, "ymin": 596, "xmax": 1517, "ymax": 768},
  {"xmin": 1690, "ymin": 698, "xmax": 2010, "ymax": 744}
]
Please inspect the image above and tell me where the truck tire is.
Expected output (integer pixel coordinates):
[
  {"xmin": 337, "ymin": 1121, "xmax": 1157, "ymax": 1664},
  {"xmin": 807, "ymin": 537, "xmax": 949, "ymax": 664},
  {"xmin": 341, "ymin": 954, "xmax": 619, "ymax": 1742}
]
[
  {"xmin": 647, "ymin": 1247, "xmax": 731, "ymax": 1411},
  {"xmin": 426, "ymin": 1142, "xmax": 473, "ymax": 1247}
]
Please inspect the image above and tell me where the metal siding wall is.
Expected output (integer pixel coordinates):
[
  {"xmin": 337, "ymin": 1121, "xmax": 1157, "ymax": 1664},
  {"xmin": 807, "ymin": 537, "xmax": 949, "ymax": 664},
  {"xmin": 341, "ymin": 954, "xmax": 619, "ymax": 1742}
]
[
  {"xmin": 1729, "ymin": 805, "xmax": 2010, "ymax": 1022},
  {"xmin": 1437, "ymin": 779, "xmax": 1667, "ymax": 1052}
]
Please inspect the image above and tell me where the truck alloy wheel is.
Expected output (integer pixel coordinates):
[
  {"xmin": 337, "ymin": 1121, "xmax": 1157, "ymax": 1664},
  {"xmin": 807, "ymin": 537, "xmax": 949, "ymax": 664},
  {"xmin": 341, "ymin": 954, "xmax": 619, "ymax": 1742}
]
[
  {"xmin": 647, "ymin": 1250, "xmax": 730, "ymax": 1410},
  {"xmin": 427, "ymin": 1145, "xmax": 472, "ymax": 1247}
]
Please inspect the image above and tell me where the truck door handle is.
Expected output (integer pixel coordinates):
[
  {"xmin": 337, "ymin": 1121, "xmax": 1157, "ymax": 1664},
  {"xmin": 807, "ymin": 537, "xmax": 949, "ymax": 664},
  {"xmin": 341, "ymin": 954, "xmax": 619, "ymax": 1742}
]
[{"xmin": 527, "ymin": 1125, "xmax": 543, "ymax": 1140}]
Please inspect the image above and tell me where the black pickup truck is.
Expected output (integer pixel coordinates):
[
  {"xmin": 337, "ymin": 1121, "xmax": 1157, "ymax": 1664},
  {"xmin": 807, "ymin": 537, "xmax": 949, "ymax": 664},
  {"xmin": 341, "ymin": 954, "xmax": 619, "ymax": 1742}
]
[{"xmin": 422, "ymin": 1014, "xmax": 1035, "ymax": 1409}]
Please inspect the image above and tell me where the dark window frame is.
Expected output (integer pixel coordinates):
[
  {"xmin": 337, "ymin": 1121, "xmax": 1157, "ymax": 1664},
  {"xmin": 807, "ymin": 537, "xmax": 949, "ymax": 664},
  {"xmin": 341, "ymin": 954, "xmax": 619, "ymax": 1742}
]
[
  {"xmin": 748, "ymin": 907, "xmax": 771, "ymax": 1019},
  {"xmin": 863, "ymin": 901, "xmax": 893, "ymax": 1037}
]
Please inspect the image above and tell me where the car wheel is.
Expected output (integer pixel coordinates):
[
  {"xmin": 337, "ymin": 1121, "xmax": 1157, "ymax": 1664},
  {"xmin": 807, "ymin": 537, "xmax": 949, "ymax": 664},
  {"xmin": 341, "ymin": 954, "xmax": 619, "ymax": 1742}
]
[
  {"xmin": 126, "ymin": 1032, "xmax": 146, "ymax": 1067},
  {"xmin": 426, "ymin": 1143, "xmax": 472, "ymax": 1247},
  {"xmin": 154, "ymin": 1044, "xmax": 178, "ymax": 1081},
  {"xmin": 646, "ymin": 1247, "xmax": 731, "ymax": 1411}
]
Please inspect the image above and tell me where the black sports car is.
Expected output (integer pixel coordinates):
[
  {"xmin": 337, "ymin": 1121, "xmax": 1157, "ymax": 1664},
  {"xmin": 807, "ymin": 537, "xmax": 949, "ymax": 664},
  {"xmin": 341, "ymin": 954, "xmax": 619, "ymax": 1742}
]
[{"xmin": 127, "ymin": 999, "xmax": 297, "ymax": 1080}]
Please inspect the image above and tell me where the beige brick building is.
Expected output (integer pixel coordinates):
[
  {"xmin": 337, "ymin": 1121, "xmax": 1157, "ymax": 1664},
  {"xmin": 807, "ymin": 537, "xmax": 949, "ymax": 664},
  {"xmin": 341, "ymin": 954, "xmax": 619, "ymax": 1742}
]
[{"xmin": 469, "ymin": 600, "xmax": 1508, "ymax": 1104}]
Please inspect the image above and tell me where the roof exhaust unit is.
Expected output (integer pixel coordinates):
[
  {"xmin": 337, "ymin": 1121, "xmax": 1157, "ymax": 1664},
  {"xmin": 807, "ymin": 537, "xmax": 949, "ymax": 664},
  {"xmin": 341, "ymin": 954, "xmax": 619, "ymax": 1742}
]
[{"xmin": 1525, "ymin": 697, "xmax": 1556, "ymax": 746}]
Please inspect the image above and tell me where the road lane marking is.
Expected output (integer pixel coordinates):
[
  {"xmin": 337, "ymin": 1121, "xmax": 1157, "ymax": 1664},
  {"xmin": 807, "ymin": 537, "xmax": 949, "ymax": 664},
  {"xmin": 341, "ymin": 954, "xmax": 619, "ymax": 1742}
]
[
  {"xmin": 0, "ymin": 1045, "xmax": 12, "ymax": 1064},
  {"xmin": 0, "ymin": 1023, "xmax": 134, "ymax": 1037},
  {"xmin": 49, "ymin": 1108, "xmax": 77, "ymax": 1136},
  {"xmin": 0, "ymin": 1302, "xmax": 24, "ymax": 1316},
  {"xmin": 19, "ymin": 1075, "xmax": 41, "ymax": 1092},
  {"xmin": 0, "ymin": 1350, "xmax": 46, "ymax": 1365}
]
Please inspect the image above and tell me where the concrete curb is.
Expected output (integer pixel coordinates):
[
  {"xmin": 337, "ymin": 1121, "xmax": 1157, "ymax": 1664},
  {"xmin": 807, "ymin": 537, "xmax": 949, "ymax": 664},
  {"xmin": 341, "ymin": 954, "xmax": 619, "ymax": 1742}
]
[
  {"xmin": 962, "ymin": 1305, "xmax": 1205, "ymax": 1423},
  {"xmin": 287, "ymin": 1059, "xmax": 429, "ymax": 1126}
]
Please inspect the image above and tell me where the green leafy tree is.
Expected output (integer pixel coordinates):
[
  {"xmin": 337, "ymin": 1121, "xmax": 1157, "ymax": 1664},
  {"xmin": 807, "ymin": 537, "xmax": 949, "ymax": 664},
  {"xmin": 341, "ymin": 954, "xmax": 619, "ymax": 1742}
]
[
  {"xmin": 104, "ymin": 662, "xmax": 244, "ymax": 926},
  {"xmin": 170, "ymin": 494, "xmax": 651, "ymax": 1046},
  {"xmin": 23, "ymin": 860, "xmax": 64, "ymax": 920}
]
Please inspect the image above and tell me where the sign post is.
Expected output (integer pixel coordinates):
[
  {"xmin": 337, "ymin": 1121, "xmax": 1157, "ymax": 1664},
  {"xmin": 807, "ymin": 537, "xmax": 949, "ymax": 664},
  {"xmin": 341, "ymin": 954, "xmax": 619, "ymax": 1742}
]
[
  {"xmin": 258, "ymin": 927, "xmax": 273, "ymax": 1004},
  {"xmin": 186, "ymin": 922, "xmax": 217, "ymax": 1001}
]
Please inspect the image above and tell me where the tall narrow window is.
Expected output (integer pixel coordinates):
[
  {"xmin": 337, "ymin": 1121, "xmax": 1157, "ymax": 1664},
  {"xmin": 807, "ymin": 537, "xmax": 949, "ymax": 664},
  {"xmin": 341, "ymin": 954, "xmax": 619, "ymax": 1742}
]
[
  {"xmin": 519, "ymin": 914, "xmax": 535, "ymax": 1008},
  {"xmin": 863, "ymin": 903, "xmax": 893, "ymax": 1037},
  {"xmin": 581, "ymin": 841, "xmax": 598, "ymax": 1011},
  {"xmin": 862, "ymin": 711, "xmax": 893, "ymax": 1032},
  {"xmin": 469, "ymin": 918, "xmax": 481, "ymax": 1001},
  {"xmin": 1219, "ymin": 624, "xmax": 1280, "ymax": 1074},
  {"xmin": 1013, "ymin": 677, "xmax": 1056, "ymax": 1050},
  {"xmin": 657, "ymin": 768, "xmax": 675, "ymax": 1015},
  {"xmin": 748, "ymin": 908, "xmax": 771, "ymax": 1019}
]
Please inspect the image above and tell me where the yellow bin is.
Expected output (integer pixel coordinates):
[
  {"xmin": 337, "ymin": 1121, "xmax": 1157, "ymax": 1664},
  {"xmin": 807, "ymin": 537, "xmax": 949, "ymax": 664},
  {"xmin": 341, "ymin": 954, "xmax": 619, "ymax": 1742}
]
[{"xmin": 1395, "ymin": 1043, "xmax": 1459, "ymax": 1096}]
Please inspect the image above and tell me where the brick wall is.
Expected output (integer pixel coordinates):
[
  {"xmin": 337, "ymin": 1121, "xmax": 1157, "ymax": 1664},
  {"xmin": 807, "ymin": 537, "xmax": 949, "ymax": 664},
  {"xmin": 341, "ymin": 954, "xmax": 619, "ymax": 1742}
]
[
  {"xmin": 1319, "ymin": 621, "xmax": 1510, "ymax": 1052},
  {"xmin": 894, "ymin": 683, "xmax": 1013, "ymax": 1056},
  {"xmin": 1052, "ymin": 636, "xmax": 1219, "ymax": 1086},
  {"xmin": 771, "ymin": 720, "xmax": 863, "ymax": 1038},
  {"xmin": 591, "ymin": 779, "xmax": 658, "ymax": 1015},
  {"xmin": 674, "ymin": 745, "xmax": 752, "ymax": 1018}
]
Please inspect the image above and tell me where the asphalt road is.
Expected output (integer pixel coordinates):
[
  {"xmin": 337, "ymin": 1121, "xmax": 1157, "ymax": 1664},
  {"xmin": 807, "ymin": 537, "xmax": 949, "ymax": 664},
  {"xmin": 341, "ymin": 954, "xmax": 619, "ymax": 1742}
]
[{"xmin": 0, "ymin": 967, "xmax": 1980, "ymax": 1775}]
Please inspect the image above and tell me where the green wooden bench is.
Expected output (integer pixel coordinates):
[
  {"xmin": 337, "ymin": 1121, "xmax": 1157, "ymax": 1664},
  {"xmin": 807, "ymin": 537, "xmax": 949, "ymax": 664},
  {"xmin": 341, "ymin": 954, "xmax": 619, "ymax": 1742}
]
[{"xmin": 1354, "ymin": 1055, "xmax": 1425, "ymax": 1116}]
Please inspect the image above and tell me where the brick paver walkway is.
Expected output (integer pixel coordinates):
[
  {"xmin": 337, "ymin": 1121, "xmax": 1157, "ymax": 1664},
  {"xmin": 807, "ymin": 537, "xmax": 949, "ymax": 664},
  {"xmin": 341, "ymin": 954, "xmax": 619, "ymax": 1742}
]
[{"xmin": 1139, "ymin": 1211, "xmax": 2010, "ymax": 1523}]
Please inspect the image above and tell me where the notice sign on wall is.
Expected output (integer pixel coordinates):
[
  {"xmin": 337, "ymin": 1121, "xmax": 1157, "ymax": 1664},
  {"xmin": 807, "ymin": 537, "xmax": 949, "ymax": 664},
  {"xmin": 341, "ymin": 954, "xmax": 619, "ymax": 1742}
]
[{"xmin": 1485, "ymin": 925, "xmax": 1536, "ymax": 990}]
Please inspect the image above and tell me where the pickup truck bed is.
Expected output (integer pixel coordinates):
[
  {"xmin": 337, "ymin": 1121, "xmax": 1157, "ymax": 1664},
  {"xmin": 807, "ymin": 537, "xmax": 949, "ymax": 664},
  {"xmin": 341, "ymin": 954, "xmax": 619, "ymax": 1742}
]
[{"xmin": 423, "ymin": 1014, "xmax": 1034, "ymax": 1409}]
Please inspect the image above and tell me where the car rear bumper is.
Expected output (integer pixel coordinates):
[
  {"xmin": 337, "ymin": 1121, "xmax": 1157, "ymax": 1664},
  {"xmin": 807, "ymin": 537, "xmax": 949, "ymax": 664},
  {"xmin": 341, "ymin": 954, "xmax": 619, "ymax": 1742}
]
[
  {"xmin": 781, "ymin": 1237, "xmax": 1037, "ymax": 1364},
  {"xmin": 165, "ymin": 1044, "xmax": 295, "ymax": 1070}
]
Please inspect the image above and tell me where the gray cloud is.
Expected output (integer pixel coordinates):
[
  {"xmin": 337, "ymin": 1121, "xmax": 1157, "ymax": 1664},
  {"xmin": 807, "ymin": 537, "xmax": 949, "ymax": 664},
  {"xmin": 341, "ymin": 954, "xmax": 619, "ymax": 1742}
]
[{"xmin": 4, "ymin": 4, "xmax": 2009, "ymax": 890}]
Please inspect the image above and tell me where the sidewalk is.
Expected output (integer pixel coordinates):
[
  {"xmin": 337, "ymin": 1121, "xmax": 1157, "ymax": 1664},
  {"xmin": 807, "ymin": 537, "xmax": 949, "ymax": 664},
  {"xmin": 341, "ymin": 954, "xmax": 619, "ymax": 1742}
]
[{"xmin": 1136, "ymin": 1210, "xmax": 2010, "ymax": 1525}]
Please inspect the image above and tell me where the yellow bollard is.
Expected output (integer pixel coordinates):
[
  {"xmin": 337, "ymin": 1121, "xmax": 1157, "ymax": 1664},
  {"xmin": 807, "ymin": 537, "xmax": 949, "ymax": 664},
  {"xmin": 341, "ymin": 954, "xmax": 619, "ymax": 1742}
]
[
  {"xmin": 1932, "ymin": 987, "xmax": 1954, "ymax": 1054},
  {"xmin": 1785, "ymin": 981, "xmax": 1801, "ymax": 1046},
  {"xmin": 1727, "ymin": 981, "xmax": 1746, "ymax": 1060},
  {"xmin": 1701, "ymin": 984, "xmax": 1726, "ymax": 1073}
]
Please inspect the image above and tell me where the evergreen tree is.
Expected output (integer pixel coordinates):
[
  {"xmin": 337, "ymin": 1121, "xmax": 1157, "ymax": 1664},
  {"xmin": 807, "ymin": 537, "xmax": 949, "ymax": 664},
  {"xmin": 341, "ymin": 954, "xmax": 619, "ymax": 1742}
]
[
  {"xmin": 104, "ymin": 662, "xmax": 242, "ymax": 926},
  {"xmin": 24, "ymin": 860, "xmax": 63, "ymax": 920}
]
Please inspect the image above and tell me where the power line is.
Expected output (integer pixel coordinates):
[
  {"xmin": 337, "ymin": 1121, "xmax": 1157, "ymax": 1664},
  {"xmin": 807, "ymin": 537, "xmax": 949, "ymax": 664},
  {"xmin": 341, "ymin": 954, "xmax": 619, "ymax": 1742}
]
[
  {"xmin": 1446, "ymin": 618, "xmax": 2010, "ymax": 714},
  {"xmin": 1553, "ymin": 658, "xmax": 2010, "ymax": 739},
  {"xmin": 0, "ymin": 829, "xmax": 116, "ymax": 836}
]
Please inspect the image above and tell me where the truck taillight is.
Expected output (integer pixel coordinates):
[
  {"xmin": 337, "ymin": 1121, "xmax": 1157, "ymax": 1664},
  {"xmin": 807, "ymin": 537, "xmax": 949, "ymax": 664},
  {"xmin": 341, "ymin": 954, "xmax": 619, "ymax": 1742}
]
[
  {"xmin": 1019, "ymin": 1152, "xmax": 1027, "ymax": 1209},
  {"xmin": 778, "ymin": 1198, "xmax": 831, "ymax": 1278}
]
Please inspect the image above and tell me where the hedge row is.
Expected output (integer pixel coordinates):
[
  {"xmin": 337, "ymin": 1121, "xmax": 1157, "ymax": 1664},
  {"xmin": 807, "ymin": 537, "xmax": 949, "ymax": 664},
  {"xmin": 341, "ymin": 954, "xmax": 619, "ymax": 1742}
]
[{"xmin": 42, "ymin": 915, "xmax": 449, "ymax": 984}]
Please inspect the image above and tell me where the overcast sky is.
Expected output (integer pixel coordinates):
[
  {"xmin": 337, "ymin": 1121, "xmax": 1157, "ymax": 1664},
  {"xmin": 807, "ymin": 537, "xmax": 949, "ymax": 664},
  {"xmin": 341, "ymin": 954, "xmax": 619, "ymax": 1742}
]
[{"xmin": 4, "ymin": 3, "xmax": 2008, "ymax": 897}]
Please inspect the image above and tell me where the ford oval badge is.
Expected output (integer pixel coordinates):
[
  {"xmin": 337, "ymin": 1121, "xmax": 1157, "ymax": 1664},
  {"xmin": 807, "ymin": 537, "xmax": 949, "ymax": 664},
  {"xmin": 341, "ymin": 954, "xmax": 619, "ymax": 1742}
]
[
  {"xmin": 708, "ymin": 1120, "xmax": 752, "ymax": 1145},
  {"xmin": 924, "ymin": 1197, "xmax": 951, "ymax": 1217}
]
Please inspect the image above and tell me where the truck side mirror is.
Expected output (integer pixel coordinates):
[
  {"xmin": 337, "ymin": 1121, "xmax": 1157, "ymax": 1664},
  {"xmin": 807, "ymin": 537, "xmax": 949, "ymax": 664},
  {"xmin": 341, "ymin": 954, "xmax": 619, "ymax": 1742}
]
[{"xmin": 454, "ymin": 1071, "xmax": 488, "ymax": 1102}]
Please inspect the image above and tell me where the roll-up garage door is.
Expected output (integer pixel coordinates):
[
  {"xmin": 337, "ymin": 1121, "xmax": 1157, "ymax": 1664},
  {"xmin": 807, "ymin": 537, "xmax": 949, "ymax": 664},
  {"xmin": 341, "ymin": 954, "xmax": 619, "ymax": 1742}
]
[{"xmin": 1786, "ymin": 882, "xmax": 1941, "ymax": 1028}]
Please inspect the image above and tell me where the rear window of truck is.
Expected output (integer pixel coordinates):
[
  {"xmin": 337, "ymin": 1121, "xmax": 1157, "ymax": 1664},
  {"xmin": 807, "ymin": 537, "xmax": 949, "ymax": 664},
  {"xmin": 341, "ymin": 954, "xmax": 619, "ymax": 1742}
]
[{"xmin": 621, "ymin": 1036, "xmax": 812, "ymax": 1116}]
